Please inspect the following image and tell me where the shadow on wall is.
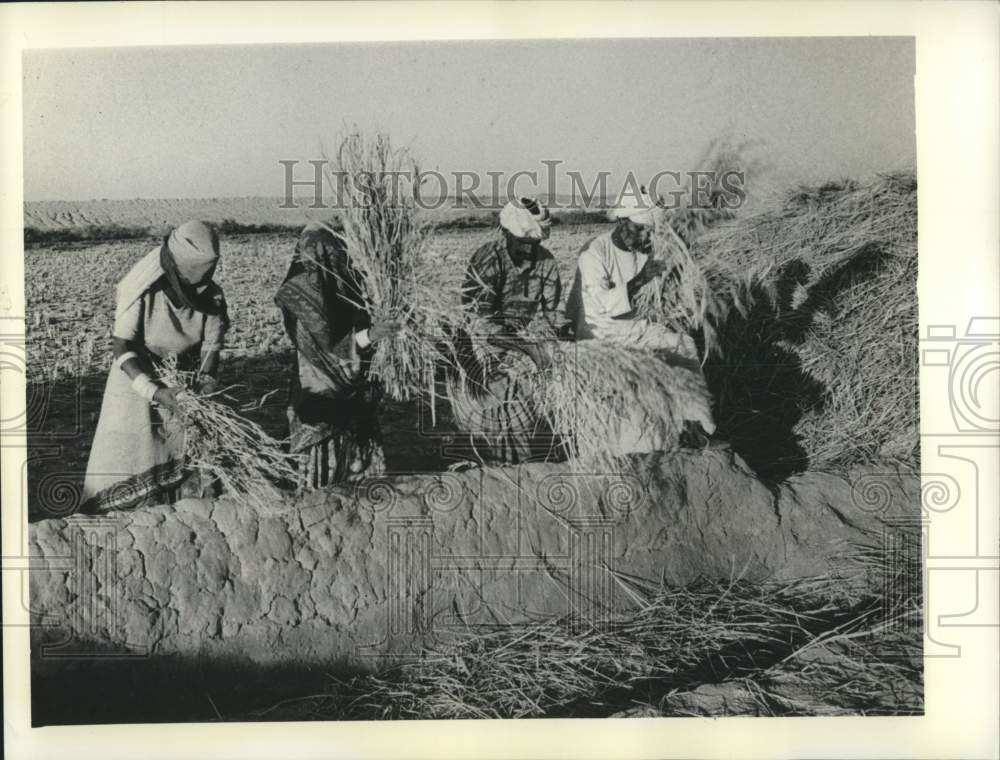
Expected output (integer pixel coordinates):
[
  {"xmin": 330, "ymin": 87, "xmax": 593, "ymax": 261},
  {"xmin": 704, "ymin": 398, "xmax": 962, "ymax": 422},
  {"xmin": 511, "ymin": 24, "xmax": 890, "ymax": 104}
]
[{"xmin": 704, "ymin": 242, "xmax": 894, "ymax": 484}]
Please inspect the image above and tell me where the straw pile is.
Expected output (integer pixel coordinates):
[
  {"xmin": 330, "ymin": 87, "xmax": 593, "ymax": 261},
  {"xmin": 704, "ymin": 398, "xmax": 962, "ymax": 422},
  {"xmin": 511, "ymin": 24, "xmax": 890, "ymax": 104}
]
[
  {"xmin": 159, "ymin": 361, "xmax": 297, "ymax": 512},
  {"xmin": 630, "ymin": 171, "xmax": 917, "ymax": 475},
  {"xmin": 253, "ymin": 561, "xmax": 920, "ymax": 720},
  {"xmin": 526, "ymin": 339, "xmax": 715, "ymax": 472},
  {"xmin": 694, "ymin": 173, "xmax": 919, "ymax": 473}
]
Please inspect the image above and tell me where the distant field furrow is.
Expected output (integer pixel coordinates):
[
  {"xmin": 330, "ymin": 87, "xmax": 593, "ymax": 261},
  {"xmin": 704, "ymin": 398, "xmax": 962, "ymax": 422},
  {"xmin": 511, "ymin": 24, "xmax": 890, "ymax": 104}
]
[{"xmin": 23, "ymin": 197, "xmax": 607, "ymax": 239}]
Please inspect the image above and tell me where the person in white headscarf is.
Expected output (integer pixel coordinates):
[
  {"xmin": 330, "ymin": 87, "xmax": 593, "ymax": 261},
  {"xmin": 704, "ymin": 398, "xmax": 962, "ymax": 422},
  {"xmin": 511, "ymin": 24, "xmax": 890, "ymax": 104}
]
[
  {"xmin": 82, "ymin": 221, "xmax": 229, "ymax": 513},
  {"xmin": 564, "ymin": 189, "xmax": 674, "ymax": 344},
  {"xmin": 564, "ymin": 189, "xmax": 718, "ymax": 452},
  {"xmin": 446, "ymin": 197, "xmax": 565, "ymax": 464}
]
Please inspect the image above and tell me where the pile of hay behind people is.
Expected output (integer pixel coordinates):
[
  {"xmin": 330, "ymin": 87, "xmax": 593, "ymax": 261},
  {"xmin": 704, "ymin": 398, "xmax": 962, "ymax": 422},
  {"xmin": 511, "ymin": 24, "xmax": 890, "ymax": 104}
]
[{"xmin": 638, "ymin": 171, "xmax": 918, "ymax": 477}]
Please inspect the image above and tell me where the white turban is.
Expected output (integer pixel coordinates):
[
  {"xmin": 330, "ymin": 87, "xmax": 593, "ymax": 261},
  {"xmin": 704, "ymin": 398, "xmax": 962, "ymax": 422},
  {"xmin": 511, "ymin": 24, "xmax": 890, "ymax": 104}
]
[
  {"xmin": 611, "ymin": 190, "xmax": 657, "ymax": 226},
  {"xmin": 499, "ymin": 197, "xmax": 552, "ymax": 240}
]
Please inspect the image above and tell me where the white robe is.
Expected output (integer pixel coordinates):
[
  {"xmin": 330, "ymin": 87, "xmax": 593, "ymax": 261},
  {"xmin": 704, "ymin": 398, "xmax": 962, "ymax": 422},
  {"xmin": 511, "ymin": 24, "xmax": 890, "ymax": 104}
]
[{"xmin": 565, "ymin": 231, "xmax": 715, "ymax": 454}]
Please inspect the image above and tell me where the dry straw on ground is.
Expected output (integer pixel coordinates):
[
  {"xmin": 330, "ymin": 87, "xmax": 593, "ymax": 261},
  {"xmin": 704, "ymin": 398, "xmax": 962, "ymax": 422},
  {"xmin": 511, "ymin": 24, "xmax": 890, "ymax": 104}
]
[{"xmin": 250, "ymin": 556, "xmax": 920, "ymax": 720}]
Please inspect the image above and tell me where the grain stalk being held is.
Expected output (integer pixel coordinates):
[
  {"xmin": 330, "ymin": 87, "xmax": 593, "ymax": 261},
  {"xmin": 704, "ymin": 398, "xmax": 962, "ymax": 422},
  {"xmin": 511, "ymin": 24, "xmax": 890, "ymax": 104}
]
[
  {"xmin": 325, "ymin": 130, "xmax": 473, "ymax": 402},
  {"xmin": 158, "ymin": 359, "xmax": 298, "ymax": 512}
]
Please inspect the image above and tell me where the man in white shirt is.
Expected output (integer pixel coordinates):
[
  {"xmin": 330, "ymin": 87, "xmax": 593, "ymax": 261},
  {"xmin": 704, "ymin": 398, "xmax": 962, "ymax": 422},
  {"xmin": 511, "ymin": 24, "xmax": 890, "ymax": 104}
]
[
  {"xmin": 564, "ymin": 190, "xmax": 719, "ymax": 451},
  {"xmin": 565, "ymin": 191, "xmax": 694, "ymax": 356}
]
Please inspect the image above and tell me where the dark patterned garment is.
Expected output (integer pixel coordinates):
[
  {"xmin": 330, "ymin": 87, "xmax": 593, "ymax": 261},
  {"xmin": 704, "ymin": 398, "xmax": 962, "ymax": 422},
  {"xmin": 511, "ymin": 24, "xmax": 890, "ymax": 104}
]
[
  {"xmin": 274, "ymin": 223, "xmax": 385, "ymax": 487},
  {"xmin": 447, "ymin": 238, "xmax": 564, "ymax": 464},
  {"xmin": 462, "ymin": 238, "xmax": 562, "ymax": 332}
]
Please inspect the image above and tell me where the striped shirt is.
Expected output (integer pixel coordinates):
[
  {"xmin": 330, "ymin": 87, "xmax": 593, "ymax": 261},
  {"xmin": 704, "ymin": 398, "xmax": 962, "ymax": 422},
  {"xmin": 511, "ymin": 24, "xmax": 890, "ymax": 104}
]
[{"xmin": 462, "ymin": 239, "xmax": 562, "ymax": 334}]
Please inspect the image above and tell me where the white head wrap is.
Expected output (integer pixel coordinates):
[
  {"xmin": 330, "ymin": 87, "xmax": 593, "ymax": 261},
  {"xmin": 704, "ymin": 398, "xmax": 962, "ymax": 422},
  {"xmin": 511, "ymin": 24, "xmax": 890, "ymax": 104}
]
[
  {"xmin": 611, "ymin": 189, "xmax": 657, "ymax": 226},
  {"xmin": 114, "ymin": 220, "xmax": 220, "ymax": 319},
  {"xmin": 167, "ymin": 220, "xmax": 220, "ymax": 283},
  {"xmin": 499, "ymin": 197, "xmax": 552, "ymax": 240}
]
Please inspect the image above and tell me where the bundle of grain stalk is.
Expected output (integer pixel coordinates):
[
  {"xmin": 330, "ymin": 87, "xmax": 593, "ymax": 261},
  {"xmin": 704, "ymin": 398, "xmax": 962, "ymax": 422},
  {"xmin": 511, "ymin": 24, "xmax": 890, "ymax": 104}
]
[
  {"xmin": 632, "ymin": 209, "xmax": 745, "ymax": 360},
  {"xmin": 159, "ymin": 361, "xmax": 298, "ymax": 511},
  {"xmin": 631, "ymin": 137, "xmax": 767, "ymax": 360},
  {"xmin": 525, "ymin": 339, "xmax": 715, "ymax": 473},
  {"xmin": 326, "ymin": 130, "xmax": 473, "ymax": 401}
]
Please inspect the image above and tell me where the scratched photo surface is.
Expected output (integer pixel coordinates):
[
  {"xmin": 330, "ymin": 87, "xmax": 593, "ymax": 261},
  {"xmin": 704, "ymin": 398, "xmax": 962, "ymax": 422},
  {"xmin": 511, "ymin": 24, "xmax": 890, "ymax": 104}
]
[{"xmin": 22, "ymin": 37, "xmax": 925, "ymax": 724}]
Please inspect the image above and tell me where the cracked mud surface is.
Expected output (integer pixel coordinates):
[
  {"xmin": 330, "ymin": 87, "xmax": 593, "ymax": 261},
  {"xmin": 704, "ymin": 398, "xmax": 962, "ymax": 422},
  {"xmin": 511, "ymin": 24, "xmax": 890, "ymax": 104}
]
[{"xmin": 30, "ymin": 450, "xmax": 918, "ymax": 672}]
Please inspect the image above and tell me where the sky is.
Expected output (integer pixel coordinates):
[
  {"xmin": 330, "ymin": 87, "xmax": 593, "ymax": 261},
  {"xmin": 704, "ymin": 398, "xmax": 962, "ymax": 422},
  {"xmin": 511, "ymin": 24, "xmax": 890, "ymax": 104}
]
[{"xmin": 22, "ymin": 37, "xmax": 915, "ymax": 201}]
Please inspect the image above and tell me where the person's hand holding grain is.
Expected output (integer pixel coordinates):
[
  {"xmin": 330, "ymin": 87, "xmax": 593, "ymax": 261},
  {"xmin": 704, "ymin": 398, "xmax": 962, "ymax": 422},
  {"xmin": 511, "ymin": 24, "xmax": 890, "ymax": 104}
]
[
  {"xmin": 195, "ymin": 376, "xmax": 219, "ymax": 396},
  {"xmin": 153, "ymin": 386, "xmax": 181, "ymax": 412},
  {"xmin": 640, "ymin": 258, "xmax": 668, "ymax": 282}
]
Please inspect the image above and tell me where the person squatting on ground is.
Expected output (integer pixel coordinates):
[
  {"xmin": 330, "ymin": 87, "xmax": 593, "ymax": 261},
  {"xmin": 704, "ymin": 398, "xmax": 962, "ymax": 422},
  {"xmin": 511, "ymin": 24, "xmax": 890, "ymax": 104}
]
[
  {"xmin": 446, "ymin": 197, "xmax": 565, "ymax": 465},
  {"xmin": 564, "ymin": 191, "xmax": 718, "ymax": 452},
  {"xmin": 275, "ymin": 222, "xmax": 401, "ymax": 489},
  {"xmin": 82, "ymin": 220, "xmax": 229, "ymax": 513}
]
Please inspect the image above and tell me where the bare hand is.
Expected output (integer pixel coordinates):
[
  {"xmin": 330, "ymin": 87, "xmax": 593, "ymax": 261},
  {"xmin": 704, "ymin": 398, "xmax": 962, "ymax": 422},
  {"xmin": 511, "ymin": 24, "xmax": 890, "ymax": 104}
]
[
  {"xmin": 195, "ymin": 376, "xmax": 219, "ymax": 395},
  {"xmin": 369, "ymin": 319, "xmax": 403, "ymax": 343},
  {"xmin": 153, "ymin": 387, "xmax": 182, "ymax": 413},
  {"xmin": 642, "ymin": 259, "xmax": 668, "ymax": 280}
]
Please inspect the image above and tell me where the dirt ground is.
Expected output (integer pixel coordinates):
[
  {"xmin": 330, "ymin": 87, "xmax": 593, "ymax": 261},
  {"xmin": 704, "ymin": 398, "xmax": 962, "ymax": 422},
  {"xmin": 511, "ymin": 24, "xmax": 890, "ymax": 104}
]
[{"xmin": 24, "ymin": 226, "xmax": 602, "ymax": 521}]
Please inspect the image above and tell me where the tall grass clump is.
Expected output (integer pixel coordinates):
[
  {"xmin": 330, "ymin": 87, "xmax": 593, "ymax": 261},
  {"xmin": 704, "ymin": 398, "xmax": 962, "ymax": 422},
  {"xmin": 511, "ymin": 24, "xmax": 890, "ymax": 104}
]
[{"xmin": 326, "ymin": 130, "xmax": 472, "ymax": 401}]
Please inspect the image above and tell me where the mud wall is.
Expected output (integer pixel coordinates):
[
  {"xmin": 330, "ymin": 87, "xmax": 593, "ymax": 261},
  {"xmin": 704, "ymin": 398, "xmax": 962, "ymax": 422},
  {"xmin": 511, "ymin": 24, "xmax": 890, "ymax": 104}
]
[{"xmin": 29, "ymin": 450, "xmax": 918, "ymax": 670}]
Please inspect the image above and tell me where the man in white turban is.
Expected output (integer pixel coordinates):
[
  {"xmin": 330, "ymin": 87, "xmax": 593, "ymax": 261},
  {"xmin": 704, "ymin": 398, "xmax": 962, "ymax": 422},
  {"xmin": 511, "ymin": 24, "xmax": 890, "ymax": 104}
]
[
  {"xmin": 564, "ymin": 189, "xmax": 677, "ymax": 344},
  {"xmin": 446, "ymin": 197, "xmax": 565, "ymax": 465},
  {"xmin": 564, "ymin": 188, "xmax": 719, "ymax": 452}
]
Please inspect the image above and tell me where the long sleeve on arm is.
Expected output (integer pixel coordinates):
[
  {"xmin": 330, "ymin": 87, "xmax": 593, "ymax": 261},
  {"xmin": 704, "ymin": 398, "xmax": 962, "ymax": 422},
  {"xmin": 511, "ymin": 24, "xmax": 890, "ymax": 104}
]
[
  {"xmin": 462, "ymin": 243, "xmax": 510, "ymax": 336},
  {"xmin": 537, "ymin": 255, "xmax": 563, "ymax": 313},
  {"xmin": 112, "ymin": 294, "xmax": 144, "ymax": 343}
]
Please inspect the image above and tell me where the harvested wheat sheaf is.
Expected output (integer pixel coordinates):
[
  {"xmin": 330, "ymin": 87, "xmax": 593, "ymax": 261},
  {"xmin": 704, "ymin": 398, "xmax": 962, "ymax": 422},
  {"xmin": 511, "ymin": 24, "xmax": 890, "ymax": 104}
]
[
  {"xmin": 527, "ymin": 339, "xmax": 714, "ymax": 472},
  {"xmin": 327, "ymin": 130, "xmax": 475, "ymax": 402},
  {"xmin": 158, "ymin": 363, "xmax": 297, "ymax": 512}
]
